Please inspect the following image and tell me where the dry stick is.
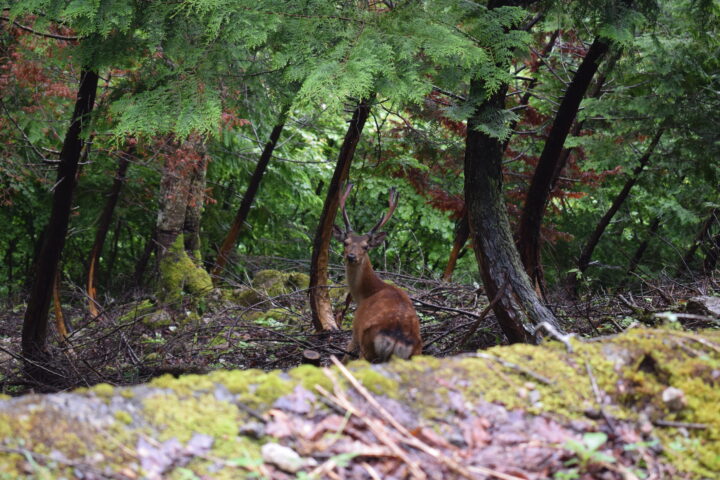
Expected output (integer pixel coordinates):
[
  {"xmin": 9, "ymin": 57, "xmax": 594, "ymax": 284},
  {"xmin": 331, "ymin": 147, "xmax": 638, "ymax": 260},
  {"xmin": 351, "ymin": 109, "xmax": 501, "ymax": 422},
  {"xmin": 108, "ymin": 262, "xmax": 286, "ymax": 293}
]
[
  {"xmin": 584, "ymin": 359, "xmax": 617, "ymax": 435},
  {"xmin": 315, "ymin": 384, "xmax": 427, "ymax": 480},
  {"xmin": 652, "ymin": 419, "xmax": 708, "ymax": 430},
  {"xmin": 331, "ymin": 357, "xmax": 522, "ymax": 480}
]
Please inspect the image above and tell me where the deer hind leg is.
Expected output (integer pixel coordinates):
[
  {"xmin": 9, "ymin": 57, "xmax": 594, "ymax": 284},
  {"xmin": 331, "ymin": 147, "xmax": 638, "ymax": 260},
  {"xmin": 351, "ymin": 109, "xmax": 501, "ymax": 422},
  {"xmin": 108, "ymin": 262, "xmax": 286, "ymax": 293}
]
[{"xmin": 342, "ymin": 335, "xmax": 359, "ymax": 364}]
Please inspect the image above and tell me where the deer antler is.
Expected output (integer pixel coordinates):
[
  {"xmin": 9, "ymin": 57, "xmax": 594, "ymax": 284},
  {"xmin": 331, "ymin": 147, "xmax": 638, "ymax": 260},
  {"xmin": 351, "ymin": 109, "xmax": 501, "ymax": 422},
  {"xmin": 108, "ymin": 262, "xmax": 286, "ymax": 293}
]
[
  {"xmin": 368, "ymin": 187, "xmax": 398, "ymax": 234},
  {"xmin": 339, "ymin": 182, "xmax": 354, "ymax": 233}
]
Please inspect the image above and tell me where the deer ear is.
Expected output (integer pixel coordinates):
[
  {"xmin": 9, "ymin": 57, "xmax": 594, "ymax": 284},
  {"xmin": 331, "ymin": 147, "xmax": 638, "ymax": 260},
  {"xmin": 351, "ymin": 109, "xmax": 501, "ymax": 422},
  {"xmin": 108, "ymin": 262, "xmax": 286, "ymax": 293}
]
[
  {"xmin": 332, "ymin": 225, "xmax": 345, "ymax": 241},
  {"xmin": 368, "ymin": 231, "xmax": 387, "ymax": 248}
]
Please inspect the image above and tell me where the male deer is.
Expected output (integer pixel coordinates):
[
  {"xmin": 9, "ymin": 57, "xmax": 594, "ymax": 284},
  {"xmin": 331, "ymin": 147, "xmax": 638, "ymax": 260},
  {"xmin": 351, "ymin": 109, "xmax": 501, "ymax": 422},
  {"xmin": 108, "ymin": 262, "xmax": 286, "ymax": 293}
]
[{"xmin": 333, "ymin": 184, "xmax": 422, "ymax": 363}]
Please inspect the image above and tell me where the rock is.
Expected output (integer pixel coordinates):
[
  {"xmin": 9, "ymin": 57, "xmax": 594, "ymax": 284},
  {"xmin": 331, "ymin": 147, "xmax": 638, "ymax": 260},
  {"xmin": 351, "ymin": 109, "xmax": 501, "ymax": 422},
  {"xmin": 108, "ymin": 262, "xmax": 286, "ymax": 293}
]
[
  {"xmin": 261, "ymin": 443, "xmax": 314, "ymax": 473},
  {"xmin": 661, "ymin": 386, "xmax": 687, "ymax": 412},
  {"xmin": 686, "ymin": 296, "xmax": 720, "ymax": 318}
]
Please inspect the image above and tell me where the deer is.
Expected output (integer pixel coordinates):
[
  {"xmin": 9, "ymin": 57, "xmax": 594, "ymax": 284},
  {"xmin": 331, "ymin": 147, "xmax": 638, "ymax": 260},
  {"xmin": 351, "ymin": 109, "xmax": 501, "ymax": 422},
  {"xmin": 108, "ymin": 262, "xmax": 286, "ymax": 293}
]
[{"xmin": 332, "ymin": 184, "xmax": 422, "ymax": 363}]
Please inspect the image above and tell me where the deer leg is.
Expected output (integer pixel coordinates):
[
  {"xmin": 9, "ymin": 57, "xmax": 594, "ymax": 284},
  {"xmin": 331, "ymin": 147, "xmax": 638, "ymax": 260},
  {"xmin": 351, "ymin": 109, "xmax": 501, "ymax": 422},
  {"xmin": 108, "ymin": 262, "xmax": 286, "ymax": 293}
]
[{"xmin": 342, "ymin": 335, "xmax": 359, "ymax": 363}]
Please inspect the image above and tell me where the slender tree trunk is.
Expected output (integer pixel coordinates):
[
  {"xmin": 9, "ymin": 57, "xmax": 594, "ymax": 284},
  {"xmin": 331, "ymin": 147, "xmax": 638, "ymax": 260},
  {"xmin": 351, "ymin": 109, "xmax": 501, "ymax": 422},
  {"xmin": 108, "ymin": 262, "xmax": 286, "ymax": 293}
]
[
  {"xmin": 87, "ymin": 147, "xmax": 132, "ymax": 318},
  {"xmin": 622, "ymin": 216, "xmax": 661, "ymax": 285},
  {"xmin": 442, "ymin": 213, "xmax": 470, "ymax": 282},
  {"xmin": 567, "ymin": 129, "xmax": 664, "ymax": 292},
  {"xmin": 703, "ymin": 233, "xmax": 720, "ymax": 273},
  {"xmin": 52, "ymin": 270, "xmax": 69, "ymax": 343},
  {"xmin": 677, "ymin": 209, "xmax": 719, "ymax": 275},
  {"xmin": 517, "ymin": 37, "xmax": 610, "ymax": 288},
  {"xmin": 550, "ymin": 51, "xmax": 621, "ymax": 192},
  {"xmin": 22, "ymin": 69, "xmax": 98, "ymax": 371},
  {"xmin": 4, "ymin": 238, "xmax": 17, "ymax": 304},
  {"xmin": 133, "ymin": 228, "xmax": 156, "ymax": 287},
  {"xmin": 212, "ymin": 112, "xmax": 288, "ymax": 279},
  {"xmin": 309, "ymin": 97, "xmax": 373, "ymax": 332},
  {"xmin": 464, "ymin": 81, "xmax": 560, "ymax": 344}
]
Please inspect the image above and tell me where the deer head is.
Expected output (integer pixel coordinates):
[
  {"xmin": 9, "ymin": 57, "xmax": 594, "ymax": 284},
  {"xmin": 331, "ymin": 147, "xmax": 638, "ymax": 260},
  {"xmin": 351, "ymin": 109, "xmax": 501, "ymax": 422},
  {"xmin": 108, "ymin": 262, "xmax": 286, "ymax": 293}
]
[{"xmin": 332, "ymin": 183, "xmax": 398, "ymax": 266}]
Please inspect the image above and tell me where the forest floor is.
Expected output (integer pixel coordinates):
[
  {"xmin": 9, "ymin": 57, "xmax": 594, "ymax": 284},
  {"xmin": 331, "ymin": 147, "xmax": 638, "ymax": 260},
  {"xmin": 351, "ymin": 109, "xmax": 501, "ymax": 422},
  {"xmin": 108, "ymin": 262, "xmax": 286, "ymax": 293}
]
[
  {"xmin": 0, "ymin": 257, "xmax": 716, "ymax": 395},
  {"xmin": 0, "ymin": 260, "xmax": 719, "ymax": 479}
]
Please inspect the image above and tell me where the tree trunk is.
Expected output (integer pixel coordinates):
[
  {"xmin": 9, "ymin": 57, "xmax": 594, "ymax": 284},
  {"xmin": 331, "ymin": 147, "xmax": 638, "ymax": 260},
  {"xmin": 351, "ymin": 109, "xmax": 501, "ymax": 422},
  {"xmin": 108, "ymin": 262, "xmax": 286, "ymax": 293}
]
[
  {"xmin": 212, "ymin": 113, "xmax": 288, "ymax": 279},
  {"xmin": 550, "ymin": 50, "xmax": 621, "ymax": 192},
  {"xmin": 183, "ymin": 145, "xmax": 208, "ymax": 257},
  {"xmin": 444, "ymin": 31, "xmax": 559, "ymax": 282},
  {"xmin": 677, "ymin": 209, "xmax": 719, "ymax": 276},
  {"xmin": 87, "ymin": 147, "xmax": 132, "ymax": 318},
  {"xmin": 442, "ymin": 213, "xmax": 470, "ymax": 282},
  {"xmin": 309, "ymin": 97, "xmax": 373, "ymax": 332},
  {"xmin": 567, "ymin": 129, "xmax": 664, "ymax": 292},
  {"xmin": 622, "ymin": 216, "xmax": 661, "ymax": 285},
  {"xmin": 132, "ymin": 228, "xmax": 156, "ymax": 288},
  {"xmin": 52, "ymin": 270, "xmax": 69, "ymax": 344},
  {"xmin": 4, "ymin": 238, "xmax": 17, "ymax": 304},
  {"xmin": 22, "ymin": 69, "xmax": 98, "ymax": 371},
  {"xmin": 464, "ymin": 81, "xmax": 560, "ymax": 344},
  {"xmin": 156, "ymin": 137, "xmax": 212, "ymax": 304},
  {"xmin": 703, "ymin": 233, "xmax": 720, "ymax": 273},
  {"xmin": 517, "ymin": 37, "xmax": 610, "ymax": 288}
]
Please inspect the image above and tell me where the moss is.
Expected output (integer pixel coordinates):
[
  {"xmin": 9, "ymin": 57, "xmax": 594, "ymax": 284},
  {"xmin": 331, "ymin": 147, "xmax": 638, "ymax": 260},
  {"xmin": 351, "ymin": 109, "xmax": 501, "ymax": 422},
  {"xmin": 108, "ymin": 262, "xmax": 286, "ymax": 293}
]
[
  {"xmin": 114, "ymin": 410, "xmax": 133, "ymax": 425},
  {"xmin": 288, "ymin": 364, "xmax": 333, "ymax": 393},
  {"xmin": 91, "ymin": 383, "xmax": 116, "ymax": 397},
  {"xmin": 120, "ymin": 389, "xmax": 135, "ymax": 399},
  {"xmin": 288, "ymin": 272, "xmax": 310, "ymax": 290},
  {"xmin": 158, "ymin": 235, "xmax": 213, "ymax": 304},
  {"xmin": 119, "ymin": 299, "xmax": 155, "ymax": 323},
  {"xmin": 348, "ymin": 364, "xmax": 399, "ymax": 397}
]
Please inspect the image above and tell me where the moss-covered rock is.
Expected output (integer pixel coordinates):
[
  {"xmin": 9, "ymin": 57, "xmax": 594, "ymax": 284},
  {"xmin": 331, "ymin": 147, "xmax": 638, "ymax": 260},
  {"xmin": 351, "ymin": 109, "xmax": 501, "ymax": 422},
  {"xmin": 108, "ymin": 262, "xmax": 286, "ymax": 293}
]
[{"xmin": 0, "ymin": 328, "xmax": 718, "ymax": 478}]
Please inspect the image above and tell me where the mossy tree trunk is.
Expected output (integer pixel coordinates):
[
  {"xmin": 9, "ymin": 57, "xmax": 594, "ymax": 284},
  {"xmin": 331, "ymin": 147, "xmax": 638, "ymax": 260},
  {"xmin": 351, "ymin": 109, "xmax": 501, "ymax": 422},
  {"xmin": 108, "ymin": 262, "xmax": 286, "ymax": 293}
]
[
  {"xmin": 22, "ymin": 69, "xmax": 99, "ymax": 376},
  {"xmin": 309, "ymin": 97, "xmax": 373, "ymax": 332},
  {"xmin": 517, "ymin": 37, "xmax": 611, "ymax": 290},
  {"xmin": 464, "ymin": 79, "xmax": 560, "ymax": 344},
  {"xmin": 155, "ymin": 136, "xmax": 212, "ymax": 304},
  {"xmin": 212, "ymin": 109, "xmax": 288, "ymax": 280}
]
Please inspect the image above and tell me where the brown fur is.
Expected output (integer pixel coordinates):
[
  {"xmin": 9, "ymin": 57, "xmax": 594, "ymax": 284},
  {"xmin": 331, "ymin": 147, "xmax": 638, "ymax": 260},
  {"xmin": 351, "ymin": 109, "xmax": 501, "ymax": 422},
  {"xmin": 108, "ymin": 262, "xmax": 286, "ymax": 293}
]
[{"xmin": 336, "ymin": 231, "xmax": 422, "ymax": 363}]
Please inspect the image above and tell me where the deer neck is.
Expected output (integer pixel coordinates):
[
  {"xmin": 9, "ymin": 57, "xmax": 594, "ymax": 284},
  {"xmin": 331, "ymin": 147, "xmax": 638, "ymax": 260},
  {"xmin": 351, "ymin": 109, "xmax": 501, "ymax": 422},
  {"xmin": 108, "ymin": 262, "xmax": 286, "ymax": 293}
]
[{"xmin": 346, "ymin": 257, "xmax": 386, "ymax": 303}]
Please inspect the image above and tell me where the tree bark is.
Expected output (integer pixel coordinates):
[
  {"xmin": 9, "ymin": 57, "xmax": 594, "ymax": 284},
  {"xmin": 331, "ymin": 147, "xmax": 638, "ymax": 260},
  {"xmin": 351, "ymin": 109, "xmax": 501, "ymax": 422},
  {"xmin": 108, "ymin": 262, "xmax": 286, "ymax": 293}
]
[
  {"xmin": 309, "ymin": 97, "xmax": 373, "ymax": 332},
  {"xmin": 445, "ymin": 31, "xmax": 559, "ymax": 282},
  {"xmin": 677, "ymin": 209, "xmax": 719, "ymax": 276},
  {"xmin": 442, "ymin": 213, "xmax": 470, "ymax": 282},
  {"xmin": 549, "ymin": 50, "xmax": 620, "ymax": 192},
  {"xmin": 568, "ymin": 129, "xmax": 664, "ymax": 292},
  {"xmin": 155, "ymin": 137, "xmax": 212, "ymax": 304},
  {"xmin": 703, "ymin": 233, "xmax": 720, "ymax": 273},
  {"xmin": 464, "ymin": 81, "xmax": 560, "ymax": 344},
  {"xmin": 87, "ymin": 147, "xmax": 132, "ymax": 318},
  {"xmin": 212, "ymin": 113, "xmax": 288, "ymax": 279},
  {"xmin": 517, "ymin": 37, "xmax": 610, "ymax": 288},
  {"xmin": 183, "ymin": 145, "xmax": 208, "ymax": 257},
  {"xmin": 22, "ymin": 69, "xmax": 98, "ymax": 369}
]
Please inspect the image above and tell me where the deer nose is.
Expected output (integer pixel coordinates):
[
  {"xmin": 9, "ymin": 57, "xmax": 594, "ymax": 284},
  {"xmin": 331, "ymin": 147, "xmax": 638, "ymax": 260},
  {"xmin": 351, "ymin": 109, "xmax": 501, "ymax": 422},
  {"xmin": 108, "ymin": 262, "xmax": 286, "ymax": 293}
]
[{"xmin": 346, "ymin": 253, "xmax": 357, "ymax": 263}]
